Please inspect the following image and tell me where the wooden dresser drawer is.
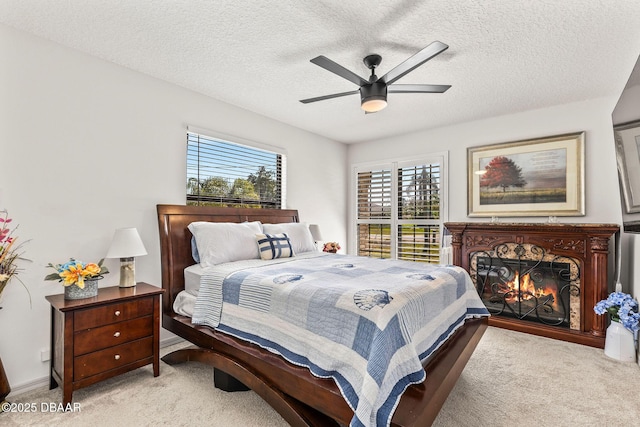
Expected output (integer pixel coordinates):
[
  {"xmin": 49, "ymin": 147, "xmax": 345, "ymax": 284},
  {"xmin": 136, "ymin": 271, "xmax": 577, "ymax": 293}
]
[
  {"xmin": 74, "ymin": 336, "xmax": 153, "ymax": 380},
  {"xmin": 74, "ymin": 297, "xmax": 153, "ymax": 330},
  {"xmin": 74, "ymin": 316, "xmax": 153, "ymax": 356},
  {"xmin": 46, "ymin": 283, "xmax": 163, "ymax": 405}
]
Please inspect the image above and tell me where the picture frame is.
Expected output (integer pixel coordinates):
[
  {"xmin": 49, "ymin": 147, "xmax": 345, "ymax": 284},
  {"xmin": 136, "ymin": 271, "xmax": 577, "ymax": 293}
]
[
  {"xmin": 467, "ymin": 132, "xmax": 585, "ymax": 217},
  {"xmin": 614, "ymin": 120, "xmax": 640, "ymax": 214}
]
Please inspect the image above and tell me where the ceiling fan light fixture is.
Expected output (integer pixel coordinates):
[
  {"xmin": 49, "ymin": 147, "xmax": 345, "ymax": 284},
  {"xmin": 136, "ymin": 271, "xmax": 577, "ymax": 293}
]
[
  {"xmin": 361, "ymin": 97, "xmax": 387, "ymax": 113},
  {"xmin": 360, "ymin": 83, "xmax": 388, "ymax": 113}
]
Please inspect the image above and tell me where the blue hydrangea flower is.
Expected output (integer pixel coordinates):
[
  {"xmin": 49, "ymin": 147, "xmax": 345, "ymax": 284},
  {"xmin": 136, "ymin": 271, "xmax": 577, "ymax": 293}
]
[
  {"xmin": 619, "ymin": 303, "xmax": 640, "ymax": 332},
  {"xmin": 58, "ymin": 259, "xmax": 85, "ymax": 273},
  {"xmin": 594, "ymin": 292, "xmax": 640, "ymax": 332},
  {"xmin": 594, "ymin": 300, "xmax": 609, "ymax": 315}
]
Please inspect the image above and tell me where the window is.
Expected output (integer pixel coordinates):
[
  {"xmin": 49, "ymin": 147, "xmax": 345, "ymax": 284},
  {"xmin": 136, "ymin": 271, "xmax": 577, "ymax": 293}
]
[
  {"xmin": 187, "ymin": 131, "xmax": 285, "ymax": 208},
  {"xmin": 355, "ymin": 156, "xmax": 446, "ymax": 263}
]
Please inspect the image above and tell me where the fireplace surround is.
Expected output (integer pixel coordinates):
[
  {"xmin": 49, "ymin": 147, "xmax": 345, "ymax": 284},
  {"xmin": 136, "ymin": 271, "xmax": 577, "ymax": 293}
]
[{"xmin": 444, "ymin": 222, "xmax": 618, "ymax": 348}]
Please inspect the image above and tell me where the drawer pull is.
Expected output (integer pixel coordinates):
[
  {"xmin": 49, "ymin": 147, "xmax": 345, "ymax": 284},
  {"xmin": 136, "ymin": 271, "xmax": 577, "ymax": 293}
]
[
  {"xmin": 114, "ymin": 310, "xmax": 121, "ymax": 316},
  {"xmin": 114, "ymin": 331, "xmax": 121, "ymax": 338},
  {"xmin": 114, "ymin": 354, "xmax": 121, "ymax": 360}
]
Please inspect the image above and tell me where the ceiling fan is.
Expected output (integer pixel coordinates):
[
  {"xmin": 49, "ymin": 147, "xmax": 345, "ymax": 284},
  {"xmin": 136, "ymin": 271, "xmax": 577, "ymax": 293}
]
[{"xmin": 299, "ymin": 41, "xmax": 451, "ymax": 113}]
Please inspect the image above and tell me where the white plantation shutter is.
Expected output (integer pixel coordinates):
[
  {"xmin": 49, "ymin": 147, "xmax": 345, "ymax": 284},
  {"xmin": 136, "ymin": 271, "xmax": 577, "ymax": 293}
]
[
  {"xmin": 397, "ymin": 163, "xmax": 442, "ymax": 263},
  {"xmin": 398, "ymin": 163, "xmax": 441, "ymax": 220},
  {"xmin": 355, "ymin": 156, "xmax": 445, "ymax": 263},
  {"xmin": 357, "ymin": 169, "xmax": 392, "ymax": 219},
  {"xmin": 357, "ymin": 168, "xmax": 393, "ymax": 258}
]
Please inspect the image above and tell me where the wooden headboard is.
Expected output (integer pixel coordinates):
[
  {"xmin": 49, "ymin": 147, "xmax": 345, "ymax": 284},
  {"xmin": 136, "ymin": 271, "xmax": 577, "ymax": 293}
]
[{"xmin": 156, "ymin": 204, "xmax": 300, "ymax": 313}]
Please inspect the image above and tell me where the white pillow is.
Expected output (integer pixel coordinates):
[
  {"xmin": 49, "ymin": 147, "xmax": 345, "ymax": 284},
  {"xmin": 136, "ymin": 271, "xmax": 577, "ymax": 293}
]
[
  {"xmin": 188, "ymin": 221, "xmax": 263, "ymax": 267},
  {"xmin": 262, "ymin": 222, "xmax": 316, "ymax": 254}
]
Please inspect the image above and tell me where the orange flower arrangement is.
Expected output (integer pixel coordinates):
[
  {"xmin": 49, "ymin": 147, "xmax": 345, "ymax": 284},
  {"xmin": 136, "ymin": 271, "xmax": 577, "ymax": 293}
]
[{"xmin": 45, "ymin": 259, "xmax": 109, "ymax": 288}]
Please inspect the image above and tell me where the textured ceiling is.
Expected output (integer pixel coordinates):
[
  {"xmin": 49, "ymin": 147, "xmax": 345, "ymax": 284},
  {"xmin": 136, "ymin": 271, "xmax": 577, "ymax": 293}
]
[{"xmin": 2, "ymin": 1, "xmax": 640, "ymax": 144}]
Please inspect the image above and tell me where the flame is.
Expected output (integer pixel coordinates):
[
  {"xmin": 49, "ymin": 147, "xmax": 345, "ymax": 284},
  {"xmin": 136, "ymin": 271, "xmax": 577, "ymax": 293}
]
[{"xmin": 504, "ymin": 271, "xmax": 557, "ymax": 307}]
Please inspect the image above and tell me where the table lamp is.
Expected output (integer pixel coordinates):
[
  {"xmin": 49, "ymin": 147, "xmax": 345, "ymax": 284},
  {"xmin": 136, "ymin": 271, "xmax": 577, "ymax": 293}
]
[
  {"xmin": 309, "ymin": 224, "xmax": 323, "ymax": 250},
  {"xmin": 106, "ymin": 227, "xmax": 147, "ymax": 288}
]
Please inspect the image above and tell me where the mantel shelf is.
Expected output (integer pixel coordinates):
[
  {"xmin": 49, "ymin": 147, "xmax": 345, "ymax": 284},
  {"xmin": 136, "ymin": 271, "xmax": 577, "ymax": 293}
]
[{"xmin": 444, "ymin": 222, "xmax": 619, "ymax": 232}]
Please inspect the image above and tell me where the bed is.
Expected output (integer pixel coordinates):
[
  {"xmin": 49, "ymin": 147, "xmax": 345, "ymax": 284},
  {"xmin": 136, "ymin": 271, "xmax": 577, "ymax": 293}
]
[{"xmin": 157, "ymin": 204, "xmax": 489, "ymax": 427}]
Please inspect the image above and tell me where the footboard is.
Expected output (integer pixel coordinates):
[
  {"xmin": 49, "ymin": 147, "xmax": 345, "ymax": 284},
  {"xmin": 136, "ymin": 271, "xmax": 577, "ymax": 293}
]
[{"xmin": 162, "ymin": 312, "xmax": 487, "ymax": 427}]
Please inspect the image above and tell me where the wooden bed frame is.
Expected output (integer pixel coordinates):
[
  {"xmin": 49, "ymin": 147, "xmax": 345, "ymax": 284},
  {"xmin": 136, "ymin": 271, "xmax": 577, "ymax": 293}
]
[{"xmin": 157, "ymin": 204, "xmax": 488, "ymax": 427}]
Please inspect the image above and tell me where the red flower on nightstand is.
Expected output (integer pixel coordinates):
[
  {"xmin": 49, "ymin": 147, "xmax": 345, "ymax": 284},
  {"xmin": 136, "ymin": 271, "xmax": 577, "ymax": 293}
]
[{"xmin": 323, "ymin": 242, "xmax": 340, "ymax": 253}]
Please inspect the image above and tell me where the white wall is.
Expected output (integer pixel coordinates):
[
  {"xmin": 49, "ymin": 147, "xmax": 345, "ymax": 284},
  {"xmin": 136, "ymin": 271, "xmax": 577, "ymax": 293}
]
[
  {"xmin": 0, "ymin": 24, "xmax": 348, "ymax": 391},
  {"xmin": 348, "ymin": 98, "xmax": 637, "ymax": 299}
]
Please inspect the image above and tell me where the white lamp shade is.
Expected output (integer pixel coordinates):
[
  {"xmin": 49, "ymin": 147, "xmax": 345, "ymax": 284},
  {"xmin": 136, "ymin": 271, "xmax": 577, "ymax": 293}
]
[
  {"xmin": 106, "ymin": 227, "xmax": 147, "ymax": 258},
  {"xmin": 309, "ymin": 224, "xmax": 323, "ymax": 241}
]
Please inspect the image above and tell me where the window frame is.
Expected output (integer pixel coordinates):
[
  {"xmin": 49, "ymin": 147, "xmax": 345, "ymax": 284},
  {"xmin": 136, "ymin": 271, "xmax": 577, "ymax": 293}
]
[
  {"xmin": 351, "ymin": 152, "xmax": 449, "ymax": 262},
  {"xmin": 186, "ymin": 126, "xmax": 287, "ymax": 209}
]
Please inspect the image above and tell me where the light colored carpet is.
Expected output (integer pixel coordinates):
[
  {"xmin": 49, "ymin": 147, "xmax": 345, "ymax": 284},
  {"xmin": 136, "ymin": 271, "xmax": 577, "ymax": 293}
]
[{"xmin": 3, "ymin": 326, "xmax": 639, "ymax": 426}]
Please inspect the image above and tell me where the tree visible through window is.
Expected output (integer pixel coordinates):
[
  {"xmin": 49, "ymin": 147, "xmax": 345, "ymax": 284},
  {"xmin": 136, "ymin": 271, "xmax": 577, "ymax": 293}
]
[{"xmin": 187, "ymin": 132, "xmax": 284, "ymax": 208}]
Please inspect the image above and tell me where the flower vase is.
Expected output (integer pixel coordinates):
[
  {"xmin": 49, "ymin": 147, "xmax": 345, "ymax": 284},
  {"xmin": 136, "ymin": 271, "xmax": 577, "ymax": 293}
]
[
  {"xmin": 604, "ymin": 321, "xmax": 637, "ymax": 362},
  {"xmin": 0, "ymin": 355, "xmax": 10, "ymax": 409},
  {"xmin": 0, "ymin": 279, "xmax": 7, "ymax": 308},
  {"xmin": 64, "ymin": 279, "xmax": 99, "ymax": 300}
]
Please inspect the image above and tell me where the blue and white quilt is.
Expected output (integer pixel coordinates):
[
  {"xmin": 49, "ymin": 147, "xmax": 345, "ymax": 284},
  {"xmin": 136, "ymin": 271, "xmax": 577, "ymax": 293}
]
[{"xmin": 192, "ymin": 252, "xmax": 489, "ymax": 427}]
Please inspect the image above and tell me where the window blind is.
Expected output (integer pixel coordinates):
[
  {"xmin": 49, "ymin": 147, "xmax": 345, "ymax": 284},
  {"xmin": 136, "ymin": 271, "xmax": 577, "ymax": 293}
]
[
  {"xmin": 357, "ymin": 168, "xmax": 392, "ymax": 258},
  {"xmin": 187, "ymin": 132, "xmax": 283, "ymax": 208},
  {"xmin": 398, "ymin": 164, "xmax": 440, "ymax": 220},
  {"xmin": 357, "ymin": 169, "xmax": 392, "ymax": 219},
  {"xmin": 355, "ymin": 159, "xmax": 444, "ymax": 263}
]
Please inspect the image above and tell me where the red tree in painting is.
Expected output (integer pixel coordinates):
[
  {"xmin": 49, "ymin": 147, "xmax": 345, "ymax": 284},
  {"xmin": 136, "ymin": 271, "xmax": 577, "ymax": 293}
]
[{"xmin": 480, "ymin": 156, "xmax": 527, "ymax": 192}]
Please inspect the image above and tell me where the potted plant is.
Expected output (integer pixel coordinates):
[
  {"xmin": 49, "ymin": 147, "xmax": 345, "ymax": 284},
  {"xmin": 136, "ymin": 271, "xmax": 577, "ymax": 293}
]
[
  {"xmin": 0, "ymin": 210, "xmax": 31, "ymax": 409},
  {"xmin": 0, "ymin": 210, "xmax": 30, "ymax": 308},
  {"xmin": 594, "ymin": 291, "xmax": 639, "ymax": 362},
  {"xmin": 45, "ymin": 259, "xmax": 109, "ymax": 300}
]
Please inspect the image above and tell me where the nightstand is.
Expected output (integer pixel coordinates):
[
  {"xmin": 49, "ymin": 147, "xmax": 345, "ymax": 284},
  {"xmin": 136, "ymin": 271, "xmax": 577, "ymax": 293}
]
[{"xmin": 45, "ymin": 282, "xmax": 164, "ymax": 405}]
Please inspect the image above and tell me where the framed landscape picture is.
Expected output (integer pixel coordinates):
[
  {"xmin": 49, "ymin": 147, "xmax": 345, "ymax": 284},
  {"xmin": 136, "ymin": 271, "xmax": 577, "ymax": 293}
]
[
  {"xmin": 614, "ymin": 120, "xmax": 640, "ymax": 214},
  {"xmin": 467, "ymin": 132, "xmax": 585, "ymax": 217}
]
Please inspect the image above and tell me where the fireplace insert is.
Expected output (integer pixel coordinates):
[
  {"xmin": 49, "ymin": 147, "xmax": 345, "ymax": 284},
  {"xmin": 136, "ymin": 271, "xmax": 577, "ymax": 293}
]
[{"xmin": 474, "ymin": 244, "xmax": 580, "ymax": 327}]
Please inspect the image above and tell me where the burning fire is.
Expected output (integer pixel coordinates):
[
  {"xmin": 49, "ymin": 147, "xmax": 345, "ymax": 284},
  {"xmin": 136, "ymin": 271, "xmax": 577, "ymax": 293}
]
[{"xmin": 503, "ymin": 270, "xmax": 557, "ymax": 306}]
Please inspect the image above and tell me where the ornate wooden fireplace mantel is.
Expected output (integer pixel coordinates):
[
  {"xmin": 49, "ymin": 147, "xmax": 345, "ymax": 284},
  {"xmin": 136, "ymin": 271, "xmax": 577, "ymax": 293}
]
[{"xmin": 444, "ymin": 222, "xmax": 619, "ymax": 348}]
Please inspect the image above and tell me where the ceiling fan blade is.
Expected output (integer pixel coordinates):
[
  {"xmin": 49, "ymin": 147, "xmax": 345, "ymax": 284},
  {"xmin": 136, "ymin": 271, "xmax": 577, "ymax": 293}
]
[
  {"xmin": 379, "ymin": 41, "xmax": 449, "ymax": 85},
  {"xmin": 310, "ymin": 56, "xmax": 369, "ymax": 87},
  {"xmin": 299, "ymin": 90, "xmax": 360, "ymax": 104},
  {"xmin": 388, "ymin": 84, "xmax": 451, "ymax": 93}
]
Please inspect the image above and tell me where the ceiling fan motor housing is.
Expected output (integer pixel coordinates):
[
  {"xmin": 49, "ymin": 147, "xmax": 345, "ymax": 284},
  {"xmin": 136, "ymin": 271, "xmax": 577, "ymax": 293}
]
[{"xmin": 360, "ymin": 82, "xmax": 387, "ymax": 104}]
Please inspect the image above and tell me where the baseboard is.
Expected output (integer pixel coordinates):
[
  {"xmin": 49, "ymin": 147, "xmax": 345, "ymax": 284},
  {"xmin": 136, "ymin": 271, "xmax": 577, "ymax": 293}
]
[
  {"xmin": 7, "ymin": 336, "xmax": 187, "ymax": 398},
  {"xmin": 159, "ymin": 335, "xmax": 187, "ymax": 348},
  {"xmin": 6, "ymin": 376, "xmax": 49, "ymax": 398}
]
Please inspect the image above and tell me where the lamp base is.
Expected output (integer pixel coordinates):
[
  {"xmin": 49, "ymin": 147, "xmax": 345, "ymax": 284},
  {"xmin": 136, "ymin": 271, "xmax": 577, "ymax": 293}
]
[{"xmin": 118, "ymin": 257, "xmax": 137, "ymax": 288}]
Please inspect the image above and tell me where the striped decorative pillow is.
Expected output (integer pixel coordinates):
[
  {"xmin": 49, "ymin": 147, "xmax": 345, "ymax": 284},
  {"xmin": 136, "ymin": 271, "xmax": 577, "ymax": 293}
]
[{"xmin": 256, "ymin": 233, "xmax": 294, "ymax": 260}]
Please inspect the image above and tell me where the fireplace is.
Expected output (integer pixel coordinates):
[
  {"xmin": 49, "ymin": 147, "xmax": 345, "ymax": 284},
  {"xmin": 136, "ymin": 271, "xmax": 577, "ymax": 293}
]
[
  {"xmin": 444, "ymin": 222, "xmax": 618, "ymax": 348},
  {"xmin": 475, "ymin": 248, "xmax": 578, "ymax": 327}
]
